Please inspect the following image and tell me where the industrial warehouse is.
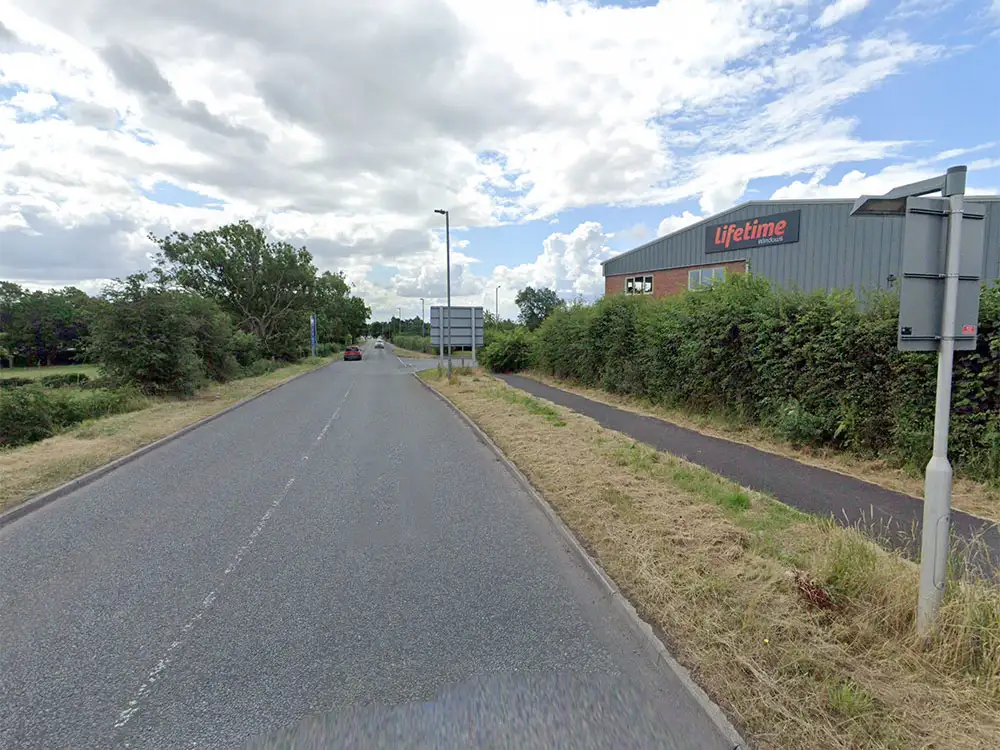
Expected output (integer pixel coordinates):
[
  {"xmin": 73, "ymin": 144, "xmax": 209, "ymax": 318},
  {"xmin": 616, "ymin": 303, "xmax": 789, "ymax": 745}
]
[{"xmin": 603, "ymin": 196, "xmax": 1000, "ymax": 298}]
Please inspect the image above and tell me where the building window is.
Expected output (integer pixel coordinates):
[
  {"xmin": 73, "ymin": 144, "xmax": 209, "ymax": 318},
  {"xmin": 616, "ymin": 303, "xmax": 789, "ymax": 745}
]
[
  {"xmin": 624, "ymin": 275, "xmax": 653, "ymax": 295},
  {"xmin": 688, "ymin": 266, "xmax": 727, "ymax": 291}
]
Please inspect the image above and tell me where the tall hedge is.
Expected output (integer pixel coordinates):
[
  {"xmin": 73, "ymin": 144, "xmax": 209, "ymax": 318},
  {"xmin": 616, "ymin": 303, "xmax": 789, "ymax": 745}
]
[
  {"xmin": 479, "ymin": 328, "xmax": 537, "ymax": 373},
  {"xmin": 533, "ymin": 275, "xmax": 1000, "ymax": 483},
  {"xmin": 89, "ymin": 285, "xmax": 239, "ymax": 395}
]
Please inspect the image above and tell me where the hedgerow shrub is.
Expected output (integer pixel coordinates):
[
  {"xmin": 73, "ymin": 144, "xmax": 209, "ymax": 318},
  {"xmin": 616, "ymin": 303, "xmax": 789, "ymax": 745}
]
[
  {"xmin": 393, "ymin": 334, "xmax": 432, "ymax": 353},
  {"xmin": 39, "ymin": 372, "xmax": 91, "ymax": 388},
  {"xmin": 531, "ymin": 275, "xmax": 1000, "ymax": 483},
  {"xmin": 479, "ymin": 328, "xmax": 538, "ymax": 373},
  {"xmin": 0, "ymin": 386, "xmax": 147, "ymax": 448},
  {"xmin": 0, "ymin": 388, "xmax": 56, "ymax": 447},
  {"xmin": 242, "ymin": 358, "xmax": 280, "ymax": 378},
  {"xmin": 90, "ymin": 284, "xmax": 238, "ymax": 395},
  {"xmin": 0, "ymin": 377, "xmax": 34, "ymax": 390},
  {"xmin": 231, "ymin": 330, "xmax": 262, "ymax": 367}
]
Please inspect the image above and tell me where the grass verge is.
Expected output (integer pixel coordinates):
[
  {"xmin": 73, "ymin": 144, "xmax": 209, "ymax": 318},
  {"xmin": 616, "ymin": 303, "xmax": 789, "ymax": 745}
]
[
  {"xmin": 520, "ymin": 371, "xmax": 1000, "ymax": 523},
  {"xmin": 0, "ymin": 364, "xmax": 101, "ymax": 380},
  {"xmin": 0, "ymin": 358, "xmax": 331, "ymax": 514},
  {"xmin": 420, "ymin": 370, "xmax": 1000, "ymax": 750},
  {"xmin": 390, "ymin": 346, "xmax": 436, "ymax": 359}
]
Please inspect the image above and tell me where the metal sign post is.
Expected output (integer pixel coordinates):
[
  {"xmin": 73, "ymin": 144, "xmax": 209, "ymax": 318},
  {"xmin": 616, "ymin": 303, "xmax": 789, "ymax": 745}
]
[
  {"xmin": 429, "ymin": 306, "xmax": 483, "ymax": 365},
  {"xmin": 434, "ymin": 209, "xmax": 452, "ymax": 377},
  {"xmin": 850, "ymin": 166, "xmax": 985, "ymax": 635}
]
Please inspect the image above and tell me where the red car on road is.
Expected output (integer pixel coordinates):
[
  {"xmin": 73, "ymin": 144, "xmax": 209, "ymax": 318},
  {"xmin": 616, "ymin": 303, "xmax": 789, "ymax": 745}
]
[{"xmin": 343, "ymin": 346, "xmax": 362, "ymax": 361}]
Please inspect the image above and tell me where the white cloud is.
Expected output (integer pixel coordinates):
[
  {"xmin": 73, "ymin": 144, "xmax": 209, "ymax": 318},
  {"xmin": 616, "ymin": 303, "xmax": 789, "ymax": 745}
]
[
  {"xmin": 890, "ymin": 0, "xmax": 955, "ymax": 20},
  {"xmin": 367, "ymin": 220, "xmax": 614, "ymax": 320},
  {"xmin": 769, "ymin": 151, "xmax": 1000, "ymax": 200},
  {"xmin": 657, "ymin": 211, "xmax": 702, "ymax": 237},
  {"xmin": 815, "ymin": 0, "xmax": 869, "ymax": 29},
  {"xmin": 492, "ymin": 221, "xmax": 613, "ymax": 301},
  {"xmin": 9, "ymin": 90, "xmax": 58, "ymax": 113},
  {"xmin": 0, "ymin": 0, "xmax": 974, "ymax": 314}
]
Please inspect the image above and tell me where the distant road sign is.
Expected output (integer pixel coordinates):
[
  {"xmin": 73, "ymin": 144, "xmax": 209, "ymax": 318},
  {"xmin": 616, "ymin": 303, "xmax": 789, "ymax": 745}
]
[{"xmin": 430, "ymin": 306, "xmax": 483, "ymax": 348}]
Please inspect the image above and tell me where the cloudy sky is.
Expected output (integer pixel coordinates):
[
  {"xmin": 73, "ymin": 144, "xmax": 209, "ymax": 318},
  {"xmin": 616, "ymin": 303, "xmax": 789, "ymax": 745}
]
[{"xmin": 1, "ymin": 0, "xmax": 998, "ymax": 320}]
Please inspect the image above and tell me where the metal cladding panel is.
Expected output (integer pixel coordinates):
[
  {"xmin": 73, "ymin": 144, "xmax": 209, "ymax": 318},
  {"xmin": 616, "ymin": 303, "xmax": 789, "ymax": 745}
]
[{"xmin": 743, "ymin": 202, "xmax": 905, "ymax": 295}]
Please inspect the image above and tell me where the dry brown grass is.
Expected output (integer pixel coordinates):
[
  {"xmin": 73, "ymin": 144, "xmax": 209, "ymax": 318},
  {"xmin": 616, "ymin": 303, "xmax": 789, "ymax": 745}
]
[
  {"xmin": 0, "ymin": 360, "xmax": 331, "ymax": 514},
  {"xmin": 423, "ymin": 371, "xmax": 1000, "ymax": 750},
  {"xmin": 520, "ymin": 371, "xmax": 1000, "ymax": 522}
]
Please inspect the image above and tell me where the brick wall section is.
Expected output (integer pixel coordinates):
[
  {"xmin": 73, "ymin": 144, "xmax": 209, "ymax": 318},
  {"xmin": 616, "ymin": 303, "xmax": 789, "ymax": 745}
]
[{"xmin": 605, "ymin": 260, "xmax": 747, "ymax": 298}]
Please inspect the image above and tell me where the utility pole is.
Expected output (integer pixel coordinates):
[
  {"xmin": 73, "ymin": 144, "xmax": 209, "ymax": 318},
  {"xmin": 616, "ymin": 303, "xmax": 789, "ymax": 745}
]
[
  {"xmin": 397, "ymin": 307, "xmax": 401, "ymax": 337},
  {"xmin": 434, "ymin": 209, "xmax": 452, "ymax": 377},
  {"xmin": 420, "ymin": 297, "xmax": 426, "ymax": 338},
  {"xmin": 495, "ymin": 285, "xmax": 500, "ymax": 324}
]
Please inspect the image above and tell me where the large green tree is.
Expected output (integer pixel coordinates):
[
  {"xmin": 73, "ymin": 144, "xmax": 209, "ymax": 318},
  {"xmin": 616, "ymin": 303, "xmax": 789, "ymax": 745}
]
[
  {"xmin": 152, "ymin": 221, "xmax": 318, "ymax": 360},
  {"xmin": 91, "ymin": 274, "xmax": 238, "ymax": 394},
  {"xmin": 314, "ymin": 271, "xmax": 371, "ymax": 344},
  {"xmin": 0, "ymin": 282, "xmax": 25, "ymax": 367},
  {"xmin": 515, "ymin": 286, "xmax": 564, "ymax": 331}
]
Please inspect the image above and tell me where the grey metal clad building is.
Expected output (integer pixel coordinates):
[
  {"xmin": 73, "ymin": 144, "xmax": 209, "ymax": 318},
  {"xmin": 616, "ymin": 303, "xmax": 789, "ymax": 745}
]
[{"xmin": 602, "ymin": 197, "xmax": 1000, "ymax": 298}]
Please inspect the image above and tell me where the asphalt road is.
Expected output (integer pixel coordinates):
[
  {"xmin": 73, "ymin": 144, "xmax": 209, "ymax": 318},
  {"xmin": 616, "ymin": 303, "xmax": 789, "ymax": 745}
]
[
  {"xmin": 499, "ymin": 374, "xmax": 1000, "ymax": 576},
  {"xmin": 1, "ymin": 344, "xmax": 736, "ymax": 749}
]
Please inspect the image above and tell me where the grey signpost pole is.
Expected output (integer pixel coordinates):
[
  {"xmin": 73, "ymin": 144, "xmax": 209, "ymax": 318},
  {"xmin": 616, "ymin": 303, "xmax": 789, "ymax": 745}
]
[
  {"xmin": 850, "ymin": 165, "xmax": 977, "ymax": 636},
  {"xmin": 437, "ymin": 307, "xmax": 443, "ymax": 370},
  {"xmin": 436, "ymin": 210, "xmax": 452, "ymax": 377},
  {"xmin": 917, "ymin": 174, "xmax": 966, "ymax": 634}
]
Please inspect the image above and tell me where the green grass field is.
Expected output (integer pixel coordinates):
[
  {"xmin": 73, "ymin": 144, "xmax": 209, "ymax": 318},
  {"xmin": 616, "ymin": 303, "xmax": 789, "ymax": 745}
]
[{"xmin": 0, "ymin": 364, "xmax": 100, "ymax": 380}]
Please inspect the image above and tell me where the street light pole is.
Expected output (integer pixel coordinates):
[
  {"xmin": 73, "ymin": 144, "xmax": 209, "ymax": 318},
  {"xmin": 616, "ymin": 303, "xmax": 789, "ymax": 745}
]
[
  {"xmin": 495, "ymin": 285, "xmax": 500, "ymax": 324},
  {"xmin": 397, "ymin": 307, "xmax": 401, "ymax": 337},
  {"xmin": 420, "ymin": 298, "xmax": 425, "ymax": 338},
  {"xmin": 434, "ymin": 209, "xmax": 452, "ymax": 377}
]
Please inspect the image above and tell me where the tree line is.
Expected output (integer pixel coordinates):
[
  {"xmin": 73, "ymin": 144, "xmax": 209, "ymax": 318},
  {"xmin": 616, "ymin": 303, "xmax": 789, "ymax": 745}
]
[{"xmin": 0, "ymin": 221, "xmax": 371, "ymax": 394}]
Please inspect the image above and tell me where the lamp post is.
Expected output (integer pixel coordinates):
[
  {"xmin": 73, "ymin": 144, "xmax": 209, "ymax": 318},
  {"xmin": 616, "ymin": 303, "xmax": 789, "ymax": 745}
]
[
  {"xmin": 495, "ymin": 285, "xmax": 500, "ymax": 324},
  {"xmin": 420, "ymin": 297, "xmax": 426, "ymax": 338},
  {"xmin": 850, "ymin": 165, "xmax": 981, "ymax": 636},
  {"xmin": 434, "ymin": 208, "xmax": 452, "ymax": 377},
  {"xmin": 397, "ymin": 307, "xmax": 401, "ymax": 337}
]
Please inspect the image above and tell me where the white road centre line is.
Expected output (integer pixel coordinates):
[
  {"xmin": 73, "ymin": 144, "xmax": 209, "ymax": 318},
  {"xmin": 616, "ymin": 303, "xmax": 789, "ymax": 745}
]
[
  {"xmin": 113, "ymin": 477, "xmax": 297, "ymax": 732},
  {"xmin": 316, "ymin": 407, "xmax": 340, "ymax": 441},
  {"xmin": 316, "ymin": 385, "xmax": 351, "ymax": 441}
]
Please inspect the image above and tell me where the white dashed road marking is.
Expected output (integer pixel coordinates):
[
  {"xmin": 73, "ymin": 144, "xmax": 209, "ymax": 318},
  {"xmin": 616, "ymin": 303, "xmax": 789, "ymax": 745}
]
[
  {"xmin": 114, "ymin": 477, "xmax": 296, "ymax": 731},
  {"xmin": 114, "ymin": 382, "xmax": 354, "ymax": 734}
]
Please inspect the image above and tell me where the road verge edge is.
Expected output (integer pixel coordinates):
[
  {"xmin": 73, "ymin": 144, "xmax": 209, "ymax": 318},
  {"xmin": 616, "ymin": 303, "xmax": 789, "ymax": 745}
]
[{"xmin": 413, "ymin": 371, "xmax": 747, "ymax": 749}]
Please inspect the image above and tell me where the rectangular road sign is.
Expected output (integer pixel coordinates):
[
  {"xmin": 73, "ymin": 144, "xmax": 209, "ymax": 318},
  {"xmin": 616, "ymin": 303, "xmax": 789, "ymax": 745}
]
[
  {"xmin": 897, "ymin": 197, "xmax": 985, "ymax": 352},
  {"xmin": 430, "ymin": 306, "xmax": 484, "ymax": 349}
]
